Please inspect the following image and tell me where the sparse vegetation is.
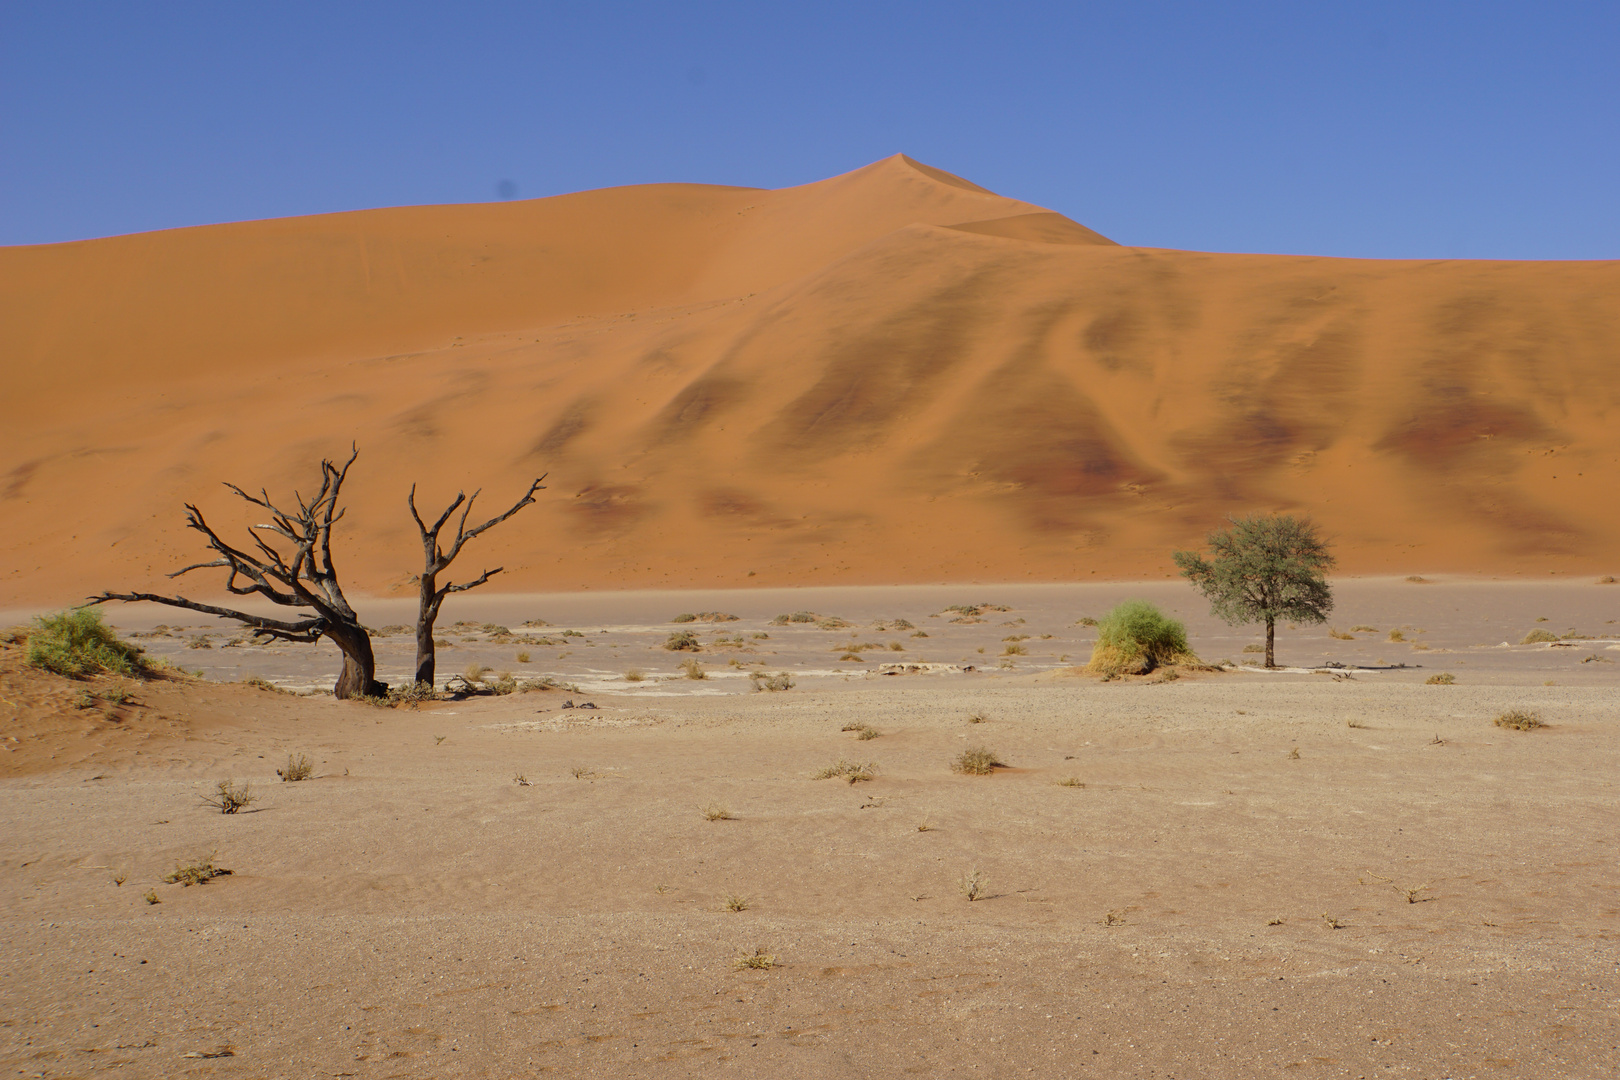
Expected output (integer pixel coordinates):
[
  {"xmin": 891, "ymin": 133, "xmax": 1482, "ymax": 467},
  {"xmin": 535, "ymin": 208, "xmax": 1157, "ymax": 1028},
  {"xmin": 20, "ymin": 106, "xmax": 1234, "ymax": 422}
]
[
  {"xmin": 516, "ymin": 651, "xmax": 531, "ymax": 663},
  {"xmin": 733, "ymin": 948, "xmax": 777, "ymax": 970},
  {"xmin": 702, "ymin": 803, "xmax": 735, "ymax": 821},
  {"xmin": 1494, "ymin": 708, "xmax": 1544, "ymax": 731},
  {"xmin": 1328, "ymin": 627, "xmax": 1355, "ymax": 640},
  {"xmin": 1387, "ymin": 629, "xmax": 1406, "ymax": 642},
  {"xmin": 959, "ymin": 867, "xmax": 987, "ymax": 901},
  {"xmin": 277, "ymin": 754, "xmax": 313, "ymax": 782},
  {"xmin": 1055, "ymin": 776, "xmax": 1085, "ymax": 788},
  {"xmin": 144, "ymin": 890, "xmax": 160, "ymax": 904},
  {"xmin": 187, "ymin": 634, "xmax": 213, "ymax": 649},
  {"xmin": 1104, "ymin": 910, "xmax": 1126, "ymax": 927},
  {"xmin": 953, "ymin": 746, "xmax": 1002, "ymax": 775},
  {"xmin": 162, "ymin": 852, "xmax": 230, "ymax": 886},
  {"xmin": 911, "ymin": 630, "xmax": 929, "ymax": 638},
  {"xmin": 1405, "ymin": 575, "xmax": 1430, "ymax": 584},
  {"xmin": 200, "ymin": 780, "xmax": 256, "ymax": 814},
  {"xmin": 1321, "ymin": 912, "xmax": 1345, "ymax": 930},
  {"xmin": 1350, "ymin": 625, "xmax": 1378, "ymax": 633},
  {"xmin": 1426, "ymin": 673, "xmax": 1456, "ymax": 685},
  {"xmin": 1288, "ymin": 746, "xmax": 1300, "ymax": 759},
  {"xmin": 749, "ymin": 671, "xmax": 794, "ymax": 692},
  {"xmin": 1520, "ymin": 628, "xmax": 1559, "ymax": 644},
  {"xmin": 624, "ymin": 668, "xmax": 645, "ymax": 682},
  {"xmin": 463, "ymin": 661, "xmax": 490, "ymax": 684},
  {"xmin": 1346, "ymin": 718, "xmax": 1369, "ymax": 729},
  {"xmin": 1002, "ymin": 642, "xmax": 1027, "ymax": 656},
  {"xmin": 813, "ymin": 760, "xmax": 877, "ymax": 784},
  {"xmin": 242, "ymin": 675, "xmax": 292, "ymax": 694},
  {"xmin": 967, "ymin": 710, "xmax": 988, "ymax": 724},
  {"xmin": 679, "ymin": 658, "xmax": 707, "ymax": 680},
  {"xmin": 664, "ymin": 631, "xmax": 700, "ymax": 651},
  {"xmin": 25, "ymin": 608, "xmax": 148, "ymax": 679},
  {"xmin": 724, "ymin": 894, "xmax": 750, "ymax": 912},
  {"xmin": 1086, "ymin": 599, "xmax": 1196, "ymax": 676},
  {"xmin": 387, "ymin": 681, "xmax": 437, "ymax": 704}
]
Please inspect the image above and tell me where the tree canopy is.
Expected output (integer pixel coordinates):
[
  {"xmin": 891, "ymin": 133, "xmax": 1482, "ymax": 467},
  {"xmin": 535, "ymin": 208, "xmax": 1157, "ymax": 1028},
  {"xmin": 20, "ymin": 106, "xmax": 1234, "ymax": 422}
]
[{"xmin": 1173, "ymin": 513, "xmax": 1334, "ymax": 668}]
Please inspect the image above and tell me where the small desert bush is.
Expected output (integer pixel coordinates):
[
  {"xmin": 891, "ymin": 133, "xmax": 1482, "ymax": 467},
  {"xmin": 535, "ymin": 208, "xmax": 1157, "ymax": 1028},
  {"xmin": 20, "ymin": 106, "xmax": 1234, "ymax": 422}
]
[
  {"xmin": 702, "ymin": 803, "xmax": 735, "ymax": 821},
  {"xmin": 672, "ymin": 613, "xmax": 697, "ymax": 623},
  {"xmin": 750, "ymin": 671, "xmax": 794, "ymax": 692},
  {"xmin": 26, "ymin": 608, "xmax": 147, "ymax": 679},
  {"xmin": 1002, "ymin": 643, "xmax": 1027, "ymax": 656},
  {"xmin": 518, "ymin": 676, "xmax": 580, "ymax": 694},
  {"xmin": 814, "ymin": 759, "xmax": 877, "ymax": 784},
  {"xmin": 665, "ymin": 631, "xmax": 700, "ymax": 651},
  {"xmin": 242, "ymin": 675, "xmax": 292, "ymax": 694},
  {"xmin": 724, "ymin": 894, "xmax": 750, "ymax": 912},
  {"xmin": 911, "ymin": 630, "xmax": 929, "ymax": 638},
  {"xmin": 374, "ymin": 624, "xmax": 412, "ymax": 637},
  {"xmin": 1520, "ymin": 628, "xmax": 1559, "ymax": 645},
  {"xmin": 489, "ymin": 672, "xmax": 518, "ymax": 695},
  {"xmin": 624, "ymin": 668, "xmax": 645, "ymax": 682},
  {"xmin": 1241, "ymin": 643, "xmax": 1264, "ymax": 653},
  {"xmin": 959, "ymin": 867, "xmax": 987, "ymax": 901},
  {"xmin": 953, "ymin": 746, "xmax": 1002, "ymax": 775},
  {"xmin": 201, "ymin": 779, "xmax": 257, "ymax": 814},
  {"xmin": 187, "ymin": 634, "xmax": 213, "ymax": 649},
  {"xmin": 162, "ymin": 852, "xmax": 230, "ymax": 887},
  {"xmin": 1086, "ymin": 600, "xmax": 1195, "ymax": 675},
  {"xmin": 1055, "ymin": 776, "xmax": 1085, "ymax": 788},
  {"xmin": 1387, "ymin": 629, "xmax": 1406, "ymax": 642},
  {"xmin": 1426, "ymin": 672, "xmax": 1456, "ymax": 685},
  {"xmin": 1076, "ymin": 616, "xmax": 1098, "ymax": 627},
  {"xmin": 1494, "ymin": 708, "xmax": 1544, "ymax": 731},
  {"xmin": 516, "ymin": 651, "xmax": 531, "ymax": 663},
  {"xmin": 734, "ymin": 948, "xmax": 777, "ymax": 970},
  {"xmin": 463, "ymin": 661, "xmax": 491, "ymax": 684},
  {"xmin": 1350, "ymin": 625, "xmax": 1378, "ymax": 633},
  {"xmin": 680, "ymin": 658, "xmax": 708, "ymax": 680},
  {"xmin": 1328, "ymin": 627, "xmax": 1355, "ymax": 640},
  {"xmin": 277, "ymin": 754, "xmax": 313, "ymax": 781},
  {"xmin": 387, "ymin": 681, "xmax": 436, "ymax": 704}
]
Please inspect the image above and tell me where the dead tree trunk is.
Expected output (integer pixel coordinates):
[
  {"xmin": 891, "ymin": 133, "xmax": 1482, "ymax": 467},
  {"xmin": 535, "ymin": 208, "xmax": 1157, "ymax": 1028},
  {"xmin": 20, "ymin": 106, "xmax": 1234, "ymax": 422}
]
[
  {"xmin": 408, "ymin": 475, "xmax": 546, "ymax": 687},
  {"xmin": 90, "ymin": 447, "xmax": 387, "ymax": 700}
]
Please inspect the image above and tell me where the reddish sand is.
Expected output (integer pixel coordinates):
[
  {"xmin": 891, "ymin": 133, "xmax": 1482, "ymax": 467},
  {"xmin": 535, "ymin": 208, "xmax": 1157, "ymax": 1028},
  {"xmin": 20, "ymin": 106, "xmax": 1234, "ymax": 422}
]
[{"xmin": 3, "ymin": 155, "xmax": 1619, "ymax": 609}]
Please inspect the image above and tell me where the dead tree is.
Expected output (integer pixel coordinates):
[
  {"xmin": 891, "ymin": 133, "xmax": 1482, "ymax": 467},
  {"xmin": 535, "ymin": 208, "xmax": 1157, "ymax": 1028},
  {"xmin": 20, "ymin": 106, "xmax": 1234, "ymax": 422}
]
[
  {"xmin": 90, "ymin": 448, "xmax": 386, "ymax": 700},
  {"xmin": 407, "ymin": 475, "xmax": 547, "ymax": 687}
]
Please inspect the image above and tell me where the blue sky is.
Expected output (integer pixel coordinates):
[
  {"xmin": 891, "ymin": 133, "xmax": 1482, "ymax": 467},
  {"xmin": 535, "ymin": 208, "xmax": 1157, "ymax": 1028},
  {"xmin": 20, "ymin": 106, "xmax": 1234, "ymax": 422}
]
[{"xmin": 3, "ymin": 1, "xmax": 1615, "ymax": 258}]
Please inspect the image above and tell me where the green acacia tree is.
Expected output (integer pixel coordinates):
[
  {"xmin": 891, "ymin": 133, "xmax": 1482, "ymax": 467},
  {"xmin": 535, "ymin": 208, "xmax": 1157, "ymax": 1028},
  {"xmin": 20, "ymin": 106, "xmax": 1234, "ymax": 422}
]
[{"xmin": 1173, "ymin": 514, "xmax": 1335, "ymax": 669}]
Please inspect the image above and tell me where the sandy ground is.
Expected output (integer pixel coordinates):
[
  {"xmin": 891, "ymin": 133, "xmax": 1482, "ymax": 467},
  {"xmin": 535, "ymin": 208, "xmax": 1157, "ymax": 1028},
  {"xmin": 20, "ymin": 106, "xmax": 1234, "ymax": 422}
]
[
  {"xmin": 2, "ymin": 582, "xmax": 1617, "ymax": 1078},
  {"xmin": 5, "ymin": 154, "xmax": 1620, "ymax": 609}
]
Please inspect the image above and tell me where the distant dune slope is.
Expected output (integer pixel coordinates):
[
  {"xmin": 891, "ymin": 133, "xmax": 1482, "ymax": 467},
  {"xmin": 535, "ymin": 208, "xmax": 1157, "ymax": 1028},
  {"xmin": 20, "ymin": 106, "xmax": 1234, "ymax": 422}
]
[{"xmin": 2, "ymin": 155, "xmax": 1617, "ymax": 606}]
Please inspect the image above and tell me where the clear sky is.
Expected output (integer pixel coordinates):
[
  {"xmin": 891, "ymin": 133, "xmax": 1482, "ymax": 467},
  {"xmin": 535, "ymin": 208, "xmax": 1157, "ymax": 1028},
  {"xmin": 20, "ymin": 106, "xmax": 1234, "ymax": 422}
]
[{"xmin": 3, "ymin": 1, "xmax": 1616, "ymax": 258}]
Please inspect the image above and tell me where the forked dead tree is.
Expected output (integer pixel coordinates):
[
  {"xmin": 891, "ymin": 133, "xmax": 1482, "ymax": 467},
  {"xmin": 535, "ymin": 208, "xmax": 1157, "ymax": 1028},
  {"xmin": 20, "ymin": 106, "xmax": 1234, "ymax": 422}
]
[
  {"xmin": 408, "ymin": 475, "xmax": 546, "ymax": 687},
  {"xmin": 90, "ymin": 448, "xmax": 387, "ymax": 699}
]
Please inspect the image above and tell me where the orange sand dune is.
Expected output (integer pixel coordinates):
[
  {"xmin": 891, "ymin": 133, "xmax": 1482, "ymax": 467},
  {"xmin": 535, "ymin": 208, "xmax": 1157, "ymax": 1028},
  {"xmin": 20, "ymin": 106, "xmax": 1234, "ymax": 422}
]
[{"xmin": 2, "ymin": 154, "xmax": 1617, "ymax": 608}]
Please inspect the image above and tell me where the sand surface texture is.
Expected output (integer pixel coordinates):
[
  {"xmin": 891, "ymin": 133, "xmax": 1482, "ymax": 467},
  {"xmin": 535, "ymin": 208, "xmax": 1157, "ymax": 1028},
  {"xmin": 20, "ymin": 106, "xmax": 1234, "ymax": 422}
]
[
  {"xmin": 4, "ymin": 155, "xmax": 1619, "ymax": 608},
  {"xmin": 3, "ymin": 582, "xmax": 1616, "ymax": 1077}
]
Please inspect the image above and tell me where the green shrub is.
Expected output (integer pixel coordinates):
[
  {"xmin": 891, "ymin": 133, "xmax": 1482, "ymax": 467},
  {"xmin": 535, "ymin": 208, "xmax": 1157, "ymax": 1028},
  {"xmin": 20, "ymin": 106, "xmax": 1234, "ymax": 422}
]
[
  {"xmin": 26, "ymin": 608, "xmax": 147, "ymax": 678},
  {"xmin": 1086, "ymin": 599, "xmax": 1195, "ymax": 675}
]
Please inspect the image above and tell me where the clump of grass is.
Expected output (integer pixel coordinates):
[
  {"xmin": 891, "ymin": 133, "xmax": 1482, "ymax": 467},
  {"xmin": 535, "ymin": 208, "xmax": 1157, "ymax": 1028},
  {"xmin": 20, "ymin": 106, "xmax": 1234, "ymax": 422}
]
[
  {"xmin": 374, "ymin": 624, "xmax": 412, "ymax": 637},
  {"xmin": 277, "ymin": 754, "xmax": 313, "ymax": 782},
  {"xmin": 144, "ymin": 890, "xmax": 160, "ymax": 905},
  {"xmin": 26, "ymin": 608, "xmax": 148, "ymax": 679},
  {"xmin": 1321, "ymin": 912, "xmax": 1345, "ymax": 930},
  {"xmin": 624, "ymin": 668, "xmax": 645, "ymax": 682},
  {"xmin": 889, "ymin": 641, "xmax": 905, "ymax": 652},
  {"xmin": 489, "ymin": 672, "xmax": 518, "ymax": 695},
  {"xmin": 679, "ymin": 658, "xmax": 707, "ymax": 680},
  {"xmin": 1346, "ymin": 718, "xmax": 1369, "ymax": 729},
  {"xmin": 162, "ymin": 852, "xmax": 230, "ymax": 886},
  {"xmin": 702, "ymin": 803, "xmax": 735, "ymax": 821},
  {"xmin": 1520, "ymin": 628, "xmax": 1559, "ymax": 645},
  {"xmin": 664, "ymin": 631, "xmax": 700, "ymax": 651},
  {"xmin": 463, "ymin": 661, "xmax": 490, "ymax": 684},
  {"xmin": 1103, "ymin": 910, "xmax": 1126, "ymax": 927},
  {"xmin": 1400, "ymin": 884, "xmax": 1431, "ymax": 904},
  {"xmin": 1350, "ymin": 625, "xmax": 1378, "ymax": 633},
  {"xmin": 200, "ymin": 780, "xmax": 256, "ymax": 814},
  {"xmin": 672, "ymin": 613, "xmax": 697, "ymax": 623},
  {"xmin": 958, "ymin": 867, "xmax": 987, "ymax": 901},
  {"xmin": 187, "ymin": 634, "xmax": 213, "ymax": 649},
  {"xmin": 1055, "ymin": 776, "xmax": 1085, "ymax": 788},
  {"xmin": 855, "ymin": 726, "xmax": 880, "ymax": 741},
  {"xmin": 1266, "ymin": 916, "xmax": 1284, "ymax": 926},
  {"xmin": 750, "ymin": 671, "xmax": 794, "ymax": 692},
  {"xmin": 911, "ymin": 630, "xmax": 929, "ymax": 638},
  {"xmin": 813, "ymin": 760, "xmax": 877, "ymax": 784},
  {"xmin": 1288, "ymin": 746, "xmax": 1300, "ymax": 760},
  {"xmin": 953, "ymin": 746, "xmax": 1002, "ymax": 775},
  {"xmin": 734, "ymin": 948, "xmax": 777, "ymax": 970},
  {"xmin": 1241, "ymin": 643, "xmax": 1265, "ymax": 654},
  {"xmin": 516, "ymin": 651, "xmax": 531, "ymax": 663},
  {"xmin": 1002, "ymin": 643, "xmax": 1027, "ymax": 656},
  {"xmin": 1494, "ymin": 708, "xmax": 1544, "ymax": 731},
  {"xmin": 1387, "ymin": 629, "xmax": 1406, "ymax": 642},
  {"xmin": 570, "ymin": 766, "xmax": 595, "ymax": 779},
  {"xmin": 1328, "ymin": 627, "xmax": 1355, "ymax": 640},
  {"xmin": 724, "ymin": 894, "xmax": 750, "ymax": 912},
  {"xmin": 387, "ymin": 681, "xmax": 436, "ymax": 704},
  {"xmin": 1426, "ymin": 672, "xmax": 1456, "ymax": 685},
  {"xmin": 1406, "ymin": 575, "xmax": 1430, "ymax": 584},
  {"xmin": 517, "ymin": 676, "xmax": 580, "ymax": 694},
  {"xmin": 242, "ymin": 675, "xmax": 292, "ymax": 694},
  {"xmin": 513, "ymin": 773, "xmax": 531, "ymax": 786}
]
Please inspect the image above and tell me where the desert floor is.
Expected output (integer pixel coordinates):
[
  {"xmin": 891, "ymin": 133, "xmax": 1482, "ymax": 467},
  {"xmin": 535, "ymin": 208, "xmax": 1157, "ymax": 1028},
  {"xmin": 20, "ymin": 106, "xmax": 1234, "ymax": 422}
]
[{"xmin": 2, "ymin": 580, "xmax": 1616, "ymax": 1078}]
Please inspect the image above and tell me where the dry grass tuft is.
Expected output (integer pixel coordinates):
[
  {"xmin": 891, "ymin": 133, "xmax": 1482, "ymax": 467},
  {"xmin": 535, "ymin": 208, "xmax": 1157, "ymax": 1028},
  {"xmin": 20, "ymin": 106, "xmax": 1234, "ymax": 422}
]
[
  {"xmin": 1346, "ymin": 718, "xmax": 1369, "ymax": 729},
  {"xmin": 276, "ymin": 754, "xmax": 313, "ymax": 782},
  {"xmin": 200, "ymin": 779, "xmax": 256, "ymax": 814},
  {"xmin": 679, "ymin": 658, "xmax": 707, "ymax": 680},
  {"xmin": 1321, "ymin": 912, "xmax": 1345, "ymax": 930},
  {"xmin": 624, "ymin": 668, "xmax": 645, "ymax": 682},
  {"xmin": 1288, "ymin": 746, "xmax": 1300, "ymax": 760},
  {"xmin": 702, "ymin": 803, "xmax": 735, "ymax": 821},
  {"xmin": 958, "ymin": 867, "xmax": 987, "ymax": 901},
  {"xmin": 1494, "ymin": 708, "xmax": 1544, "ymax": 731},
  {"xmin": 1350, "ymin": 625, "xmax": 1378, "ymax": 633},
  {"xmin": 814, "ymin": 760, "xmax": 877, "ymax": 784},
  {"xmin": 749, "ymin": 671, "xmax": 794, "ymax": 692},
  {"xmin": 1387, "ymin": 629, "xmax": 1406, "ymax": 642},
  {"xmin": 952, "ymin": 746, "xmax": 1002, "ymax": 775},
  {"xmin": 734, "ymin": 948, "xmax": 777, "ymax": 970},
  {"xmin": 1519, "ymin": 628, "xmax": 1559, "ymax": 644},
  {"xmin": 1055, "ymin": 776, "xmax": 1085, "ymax": 788},
  {"xmin": 724, "ymin": 894, "xmax": 750, "ymax": 912},
  {"xmin": 664, "ymin": 631, "xmax": 700, "ymax": 651},
  {"xmin": 1328, "ymin": 627, "xmax": 1355, "ymax": 640},
  {"xmin": 1426, "ymin": 672, "xmax": 1456, "ymax": 685},
  {"xmin": 966, "ymin": 710, "xmax": 988, "ymax": 724},
  {"xmin": 242, "ymin": 675, "xmax": 292, "ymax": 694},
  {"xmin": 463, "ymin": 661, "xmax": 490, "ymax": 684},
  {"xmin": 162, "ymin": 852, "xmax": 231, "ymax": 886}
]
